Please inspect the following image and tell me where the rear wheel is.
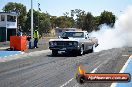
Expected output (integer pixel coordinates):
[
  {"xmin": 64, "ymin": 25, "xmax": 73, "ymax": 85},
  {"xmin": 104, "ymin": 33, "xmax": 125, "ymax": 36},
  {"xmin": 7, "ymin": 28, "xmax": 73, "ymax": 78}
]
[
  {"xmin": 88, "ymin": 46, "xmax": 94, "ymax": 53},
  {"xmin": 52, "ymin": 50, "xmax": 58, "ymax": 56},
  {"xmin": 88, "ymin": 44, "xmax": 95, "ymax": 53}
]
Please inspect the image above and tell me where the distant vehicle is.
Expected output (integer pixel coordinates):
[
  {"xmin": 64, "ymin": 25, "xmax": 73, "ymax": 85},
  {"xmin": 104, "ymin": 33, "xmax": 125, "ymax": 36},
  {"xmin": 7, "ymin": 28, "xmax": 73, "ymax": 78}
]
[{"xmin": 49, "ymin": 31, "xmax": 98, "ymax": 56}]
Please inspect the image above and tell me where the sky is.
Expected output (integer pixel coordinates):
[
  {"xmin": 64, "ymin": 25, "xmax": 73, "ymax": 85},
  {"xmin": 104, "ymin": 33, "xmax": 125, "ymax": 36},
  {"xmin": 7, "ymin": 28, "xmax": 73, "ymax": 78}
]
[{"xmin": 0, "ymin": 0, "xmax": 132, "ymax": 17}]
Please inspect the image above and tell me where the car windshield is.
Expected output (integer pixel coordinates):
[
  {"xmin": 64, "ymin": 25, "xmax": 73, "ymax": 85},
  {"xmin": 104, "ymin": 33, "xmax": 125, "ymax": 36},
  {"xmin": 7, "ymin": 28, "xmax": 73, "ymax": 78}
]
[{"xmin": 61, "ymin": 32, "xmax": 84, "ymax": 38}]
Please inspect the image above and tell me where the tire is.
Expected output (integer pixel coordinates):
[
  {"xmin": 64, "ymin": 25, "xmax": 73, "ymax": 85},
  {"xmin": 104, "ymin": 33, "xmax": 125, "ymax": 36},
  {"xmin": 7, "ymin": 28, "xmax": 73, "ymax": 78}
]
[
  {"xmin": 88, "ymin": 46, "xmax": 94, "ymax": 53},
  {"xmin": 52, "ymin": 50, "xmax": 58, "ymax": 56},
  {"xmin": 78, "ymin": 46, "xmax": 84, "ymax": 56}
]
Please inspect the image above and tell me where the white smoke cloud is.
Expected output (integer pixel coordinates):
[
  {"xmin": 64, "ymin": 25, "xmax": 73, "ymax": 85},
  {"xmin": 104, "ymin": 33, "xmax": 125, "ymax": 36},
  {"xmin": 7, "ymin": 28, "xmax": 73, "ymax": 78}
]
[{"xmin": 90, "ymin": 6, "xmax": 132, "ymax": 52}]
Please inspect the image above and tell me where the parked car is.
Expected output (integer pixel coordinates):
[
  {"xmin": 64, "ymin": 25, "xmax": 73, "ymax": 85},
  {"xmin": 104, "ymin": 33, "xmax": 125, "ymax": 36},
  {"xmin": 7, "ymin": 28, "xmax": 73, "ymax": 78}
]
[{"xmin": 49, "ymin": 31, "xmax": 98, "ymax": 56}]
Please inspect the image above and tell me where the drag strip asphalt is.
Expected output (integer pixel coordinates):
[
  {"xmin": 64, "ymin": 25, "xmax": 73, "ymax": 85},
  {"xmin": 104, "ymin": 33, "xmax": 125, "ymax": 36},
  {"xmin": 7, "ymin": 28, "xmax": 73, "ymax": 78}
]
[{"xmin": 0, "ymin": 47, "xmax": 131, "ymax": 87}]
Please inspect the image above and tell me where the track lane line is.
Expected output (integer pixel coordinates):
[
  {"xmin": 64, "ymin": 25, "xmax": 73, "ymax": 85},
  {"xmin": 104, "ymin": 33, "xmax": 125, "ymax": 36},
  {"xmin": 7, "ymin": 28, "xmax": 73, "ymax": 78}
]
[{"xmin": 60, "ymin": 78, "xmax": 74, "ymax": 87}]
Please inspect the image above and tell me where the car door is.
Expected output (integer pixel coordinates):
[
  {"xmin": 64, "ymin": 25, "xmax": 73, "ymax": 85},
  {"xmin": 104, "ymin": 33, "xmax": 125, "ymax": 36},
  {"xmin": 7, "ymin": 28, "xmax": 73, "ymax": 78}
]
[{"xmin": 84, "ymin": 33, "xmax": 93, "ymax": 51}]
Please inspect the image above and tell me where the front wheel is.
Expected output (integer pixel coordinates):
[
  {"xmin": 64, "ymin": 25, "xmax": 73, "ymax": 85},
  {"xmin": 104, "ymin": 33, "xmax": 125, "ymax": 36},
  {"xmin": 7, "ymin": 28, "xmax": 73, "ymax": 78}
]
[
  {"xmin": 52, "ymin": 50, "xmax": 58, "ymax": 56},
  {"xmin": 78, "ymin": 46, "xmax": 84, "ymax": 56}
]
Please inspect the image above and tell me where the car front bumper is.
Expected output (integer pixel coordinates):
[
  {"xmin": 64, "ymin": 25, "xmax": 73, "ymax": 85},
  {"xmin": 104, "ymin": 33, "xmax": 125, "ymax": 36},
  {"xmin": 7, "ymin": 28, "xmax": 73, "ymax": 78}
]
[{"xmin": 49, "ymin": 46, "xmax": 80, "ymax": 51}]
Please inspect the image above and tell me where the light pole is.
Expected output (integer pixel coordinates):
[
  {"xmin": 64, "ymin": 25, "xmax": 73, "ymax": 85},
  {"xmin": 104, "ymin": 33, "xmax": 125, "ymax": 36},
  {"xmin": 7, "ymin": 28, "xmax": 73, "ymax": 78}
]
[
  {"xmin": 29, "ymin": 0, "xmax": 34, "ymax": 49},
  {"xmin": 31, "ymin": 0, "xmax": 33, "ymax": 41}
]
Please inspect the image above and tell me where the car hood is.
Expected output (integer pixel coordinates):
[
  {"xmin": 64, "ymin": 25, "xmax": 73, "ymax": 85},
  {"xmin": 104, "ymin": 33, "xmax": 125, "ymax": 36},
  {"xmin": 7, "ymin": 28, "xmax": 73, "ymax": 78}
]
[{"xmin": 49, "ymin": 38, "xmax": 82, "ymax": 42}]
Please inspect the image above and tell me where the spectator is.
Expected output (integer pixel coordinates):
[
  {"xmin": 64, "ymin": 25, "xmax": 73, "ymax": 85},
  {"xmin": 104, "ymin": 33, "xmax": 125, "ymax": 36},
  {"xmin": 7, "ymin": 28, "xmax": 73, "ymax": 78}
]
[{"xmin": 33, "ymin": 30, "xmax": 39, "ymax": 48}]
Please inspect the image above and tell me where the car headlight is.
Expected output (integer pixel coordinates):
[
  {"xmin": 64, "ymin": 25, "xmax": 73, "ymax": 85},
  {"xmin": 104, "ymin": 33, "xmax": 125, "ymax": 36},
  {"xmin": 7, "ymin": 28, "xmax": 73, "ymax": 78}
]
[
  {"xmin": 49, "ymin": 42, "xmax": 54, "ymax": 46},
  {"xmin": 54, "ymin": 42, "xmax": 57, "ymax": 46},
  {"xmin": 73, "ymin": 41, "xmax": 78, "ymax": 46},
  {"xmin": 49, "ymin": 41, "xmax": 57, "ymax": 46},
  {"xmin": 69, "ymin": 42, "xmax": 73, "ymax": 45}
]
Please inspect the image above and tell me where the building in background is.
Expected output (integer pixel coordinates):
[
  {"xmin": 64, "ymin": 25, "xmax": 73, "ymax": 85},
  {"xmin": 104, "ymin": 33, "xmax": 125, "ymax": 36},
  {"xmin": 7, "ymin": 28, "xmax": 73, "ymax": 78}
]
[
  {"xmin": 0, "ymin": 12, "xmax": 18, "ymax": 42},
  {"xmin": 55, "ymin": 28, "xmax": 76, "ymax": 37},
  {"xmin": 50, "ymin": 28, "xmax": 82, "ymax": 37}
]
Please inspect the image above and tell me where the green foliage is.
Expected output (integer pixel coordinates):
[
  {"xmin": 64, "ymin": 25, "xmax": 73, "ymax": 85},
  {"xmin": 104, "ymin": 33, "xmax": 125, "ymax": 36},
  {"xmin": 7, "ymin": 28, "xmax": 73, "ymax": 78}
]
[
  {"xmin": 54, "ymin": 16, "xmax": 74, "ymax": 28},
  {"xmin": 39, "ymin": 18, "xmax": 51, "ymax": 34},
  {"xmin": 99, "ymin": 11, "xmax": 116, "ymax": 27},
  {"xmin": 25, "ymin": 9, "xmax": 51, "ymax": 34},
  {"xmin": 50, "ymin": 16, "xmax": 57, "ymax": 29},
  {"xmin": 2, "ymin": 3, "xmax": 116, "ymax": 33},
  {"xmin": 25, "ymin": 9, "xmax": 39, "ymax": 31},
  {"xmin": 70, "ymin": 9, "xmax": 116, "ymax": 32},
  {"xmin": 82, "ymin": 12, "xmax": 95, "ymax": 32}
]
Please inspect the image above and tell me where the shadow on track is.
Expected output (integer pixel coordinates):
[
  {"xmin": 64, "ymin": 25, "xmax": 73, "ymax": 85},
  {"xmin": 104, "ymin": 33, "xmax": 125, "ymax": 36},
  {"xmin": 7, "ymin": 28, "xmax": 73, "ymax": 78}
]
[{"xmin": 47, "ymin": 52, "xmax": 78, "ymax": 57}]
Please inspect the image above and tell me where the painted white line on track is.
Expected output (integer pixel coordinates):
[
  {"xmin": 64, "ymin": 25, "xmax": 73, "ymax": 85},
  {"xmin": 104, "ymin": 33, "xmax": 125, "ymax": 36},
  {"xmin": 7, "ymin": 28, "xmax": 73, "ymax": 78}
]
[
  {"xmin": 122, "ymin": 55, "xmax": 129, "ymax": 57},
  {"xmin": 60, "ymin": 63, "xmax": 102, "ymax": 87},
  {"xmin": 110, "ymin": 55, "xmax": 132, "ymax": 87},
  {"xmin": 91, "ymin": 63, "xmax": 102, "ymax": 73},
  {"xmin": 60, "ymin": 78, "xmax": 74, "ymax": 87}
]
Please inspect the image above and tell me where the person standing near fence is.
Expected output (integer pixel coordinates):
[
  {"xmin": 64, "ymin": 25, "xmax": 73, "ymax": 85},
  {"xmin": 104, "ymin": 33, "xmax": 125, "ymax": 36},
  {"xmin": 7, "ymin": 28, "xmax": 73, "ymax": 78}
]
[{"xmin": 33, "ymin": 30, "xmax": 39, "ymax": 48}]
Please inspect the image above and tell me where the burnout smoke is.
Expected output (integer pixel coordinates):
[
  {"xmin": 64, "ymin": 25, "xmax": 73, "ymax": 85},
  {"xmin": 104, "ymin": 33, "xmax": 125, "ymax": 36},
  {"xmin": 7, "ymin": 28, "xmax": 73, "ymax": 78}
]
[{"xmin": 90, "ymin": 6, "xmax": 132, "ymax": 52}]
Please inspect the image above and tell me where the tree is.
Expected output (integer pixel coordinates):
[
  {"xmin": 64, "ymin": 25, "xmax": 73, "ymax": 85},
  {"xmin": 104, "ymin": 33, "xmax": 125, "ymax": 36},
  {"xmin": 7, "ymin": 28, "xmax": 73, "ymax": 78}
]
[
  {"xmin": 3, "ymin": 2, "xmax": 27, "ymax": 31},
  {"xmin": 71, "ymin": 10, "xmax": 75, "ymax": 18},
  {"xmin": 63, "ymin": 12, "xmax": 69, "ymax": 17},
  {"xmin": 63, "ymin": 12, "xmax": 75, "ymax": 28},
  {"xmin": 25, "ymin": 9, "xmax": 39, "ymax": 32},
  {"xmin": 25, "ymin": 9, "xmax": 51, "ymax": 34},
  {"xmin": 70, "ymin": 9, "xmax": 86, "ymax": 29},
  {"xmin": 93, "ymin": 16, "xmax": 100, "ymax": 31},
  {"xmin": 54, "ymin": 16, "xmax": 74, "ymax": 28},
  {"xmin": 39, "ymin": 18, "xmax": 51, "ymax": 34},
  {"xmin": 66, "ymin": 17, "xmax": 75, "ymax": 28},
  {"xmin": 99, "ymin": 11, "xmax": 116, "ymax": 27},
  {"xmin": 55, "ymin": 16, "xmax": 66, "ymax": 28},
  {"xmin": 50, "ymin": 16, "xmax": 57, "ymax": 29},
  {"xmin": 82, "ymin": 12, "xmax": 96, "ymax": 32}
]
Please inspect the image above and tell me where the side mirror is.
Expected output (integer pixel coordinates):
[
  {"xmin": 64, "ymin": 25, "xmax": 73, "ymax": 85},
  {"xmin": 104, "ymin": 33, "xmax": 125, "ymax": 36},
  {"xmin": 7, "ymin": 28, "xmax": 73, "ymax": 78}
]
[{"xmin": 85, "ymin": 36, "xmax": 87, "ymax": 39}]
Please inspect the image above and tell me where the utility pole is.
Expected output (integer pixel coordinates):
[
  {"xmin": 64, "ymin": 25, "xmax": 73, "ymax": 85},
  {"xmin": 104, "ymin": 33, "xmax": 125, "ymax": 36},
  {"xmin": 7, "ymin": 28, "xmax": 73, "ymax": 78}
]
[
  {"xmin": 38, "ymin": 3, "xmax": 39, "ymax": 31},
  {"xmin": 31, "ymin": 0, "xmax": 33, "ymax": 40}
]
